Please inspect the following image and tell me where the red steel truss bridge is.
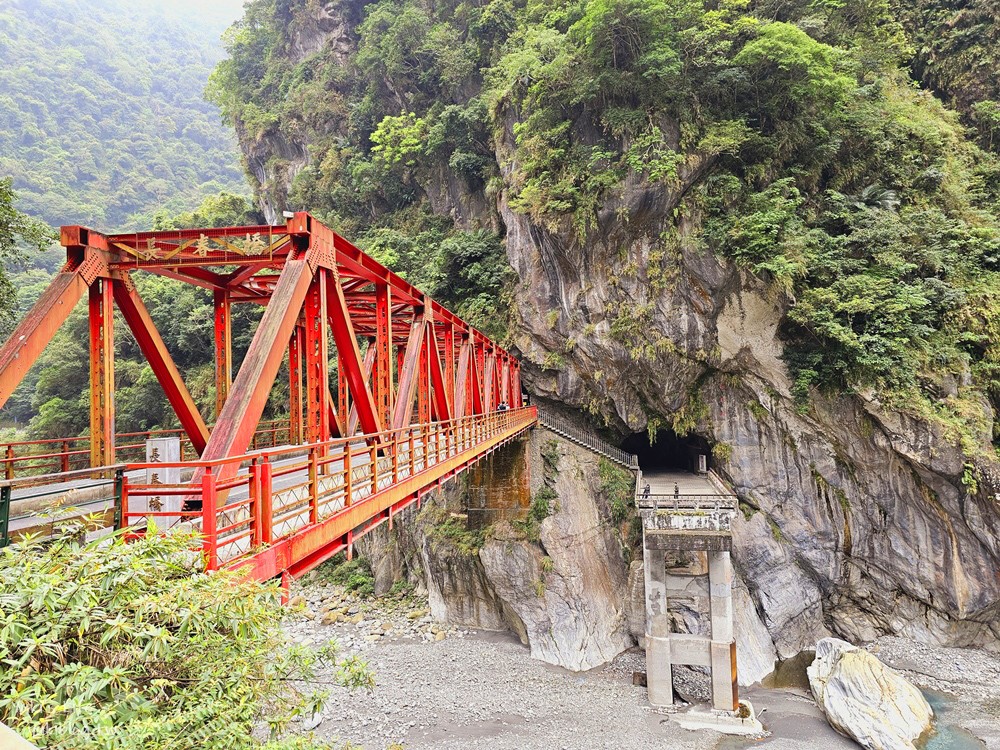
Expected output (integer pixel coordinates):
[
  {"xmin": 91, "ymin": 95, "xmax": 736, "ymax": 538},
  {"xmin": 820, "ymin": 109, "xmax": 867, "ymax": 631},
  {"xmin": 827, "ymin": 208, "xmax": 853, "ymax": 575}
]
[{"xmin": 0, "ymin": 213, "xmax": 536, "ymax": 581}]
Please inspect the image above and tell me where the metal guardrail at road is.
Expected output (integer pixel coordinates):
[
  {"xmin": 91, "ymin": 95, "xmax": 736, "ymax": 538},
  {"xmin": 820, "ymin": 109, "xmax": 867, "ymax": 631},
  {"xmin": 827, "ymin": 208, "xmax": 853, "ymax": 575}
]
[{"xmin": 536, "ymin": 407, "xmax": 638, "ymax": 469}]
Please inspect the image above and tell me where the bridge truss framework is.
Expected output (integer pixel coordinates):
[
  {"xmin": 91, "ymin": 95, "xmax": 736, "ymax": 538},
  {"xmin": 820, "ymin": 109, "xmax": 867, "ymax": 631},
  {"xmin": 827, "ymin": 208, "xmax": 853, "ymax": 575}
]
[{"xmin": 0, "ymin": 212, "xmax": 524, "ymax": 474}]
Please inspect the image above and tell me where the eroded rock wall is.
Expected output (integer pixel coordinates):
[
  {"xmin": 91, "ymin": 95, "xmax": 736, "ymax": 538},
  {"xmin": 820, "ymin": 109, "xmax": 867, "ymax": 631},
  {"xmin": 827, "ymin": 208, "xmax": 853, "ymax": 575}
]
[
  {"xmin": 353, "ymin": 431, "xmax": 636, "ymax": 671},
  {"xmin": 498, "ymin": 158, "xmax": 1000, "ymax": 653}
]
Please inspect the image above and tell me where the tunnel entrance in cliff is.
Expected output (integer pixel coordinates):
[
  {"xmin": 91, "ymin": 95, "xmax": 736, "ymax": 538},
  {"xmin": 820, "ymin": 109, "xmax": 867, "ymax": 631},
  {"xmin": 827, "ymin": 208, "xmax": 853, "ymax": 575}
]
[{"xmin": 621, "ymin": 428, "xmax": 713, "ymax": 473}]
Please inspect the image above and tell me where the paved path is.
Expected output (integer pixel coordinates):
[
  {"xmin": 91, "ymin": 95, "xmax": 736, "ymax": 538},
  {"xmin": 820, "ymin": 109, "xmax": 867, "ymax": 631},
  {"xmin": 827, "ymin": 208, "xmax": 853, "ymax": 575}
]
[
  {"xmin": 6, "ymin": 436, "xmax": 435, "ymax": 546},
  {"xmin": 641, "ymin": 470, "xmax": 728, "ymax": 496}
]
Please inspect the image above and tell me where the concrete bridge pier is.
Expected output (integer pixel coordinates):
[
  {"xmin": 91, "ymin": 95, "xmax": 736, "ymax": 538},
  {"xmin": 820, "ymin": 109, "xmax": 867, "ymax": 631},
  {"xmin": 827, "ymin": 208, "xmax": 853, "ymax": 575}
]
[{"xmin": 640, "ymin": 479, "xmax": 739, "ymax": 713}]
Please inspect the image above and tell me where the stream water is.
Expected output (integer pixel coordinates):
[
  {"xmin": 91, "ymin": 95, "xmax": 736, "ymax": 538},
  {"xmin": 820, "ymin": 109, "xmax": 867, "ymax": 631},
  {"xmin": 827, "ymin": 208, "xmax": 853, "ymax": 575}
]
[{"xmin": 920, "ymin": 690, "xmax": 986, "ymax": 750}]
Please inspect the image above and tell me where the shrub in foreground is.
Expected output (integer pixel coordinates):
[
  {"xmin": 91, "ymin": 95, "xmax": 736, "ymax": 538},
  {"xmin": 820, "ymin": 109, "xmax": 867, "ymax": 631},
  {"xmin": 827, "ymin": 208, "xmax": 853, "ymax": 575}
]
[{"xmin": 0, "ymin": 524, "xmax": 372, "ymax": 749}]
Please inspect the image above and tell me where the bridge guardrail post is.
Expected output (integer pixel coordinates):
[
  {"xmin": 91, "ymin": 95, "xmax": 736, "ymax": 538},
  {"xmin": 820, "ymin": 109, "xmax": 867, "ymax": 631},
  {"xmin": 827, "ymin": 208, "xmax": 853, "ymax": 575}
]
[
  {"xmin": 202, "ymin": 467, "xmax": 218, "ymax": 571},
  {"xmin": 0, "ymin": 484, "xmax": 10, "ymax": 548},
  {"xmin": 61, "ymin": 441, "xmax": 70, "ymax": 473},
  {"xmin": 4, "ymin": 446, "xmax": 13, "ymax": 480},
  {"xmin": 392, "ymin": 431, "xmax": 400, "ymax": 484},
  {"xmin": 344, "ymin": 444, "xmax": 352, "ymax": 507},
  {"xmin": 369, "ymin": 443, "xmax": 378, "ymax": 495},
  {"xmin": 408, "ymin": 430, "xmax": 415, "ymax": 476},
  {"xmin": 308, "ymin": 448, "xmax": 319, "ymax": 524},
  {"xmin": 113, "ymin": 467, "xmax": 124, "ymax": 530},
  {"xmin": 260, "ymin": 457, "xmax": 273, "ymax": 544},
  {"xmin": 249, "ymin": 458, "xmax": 261, "ymax": 546}
]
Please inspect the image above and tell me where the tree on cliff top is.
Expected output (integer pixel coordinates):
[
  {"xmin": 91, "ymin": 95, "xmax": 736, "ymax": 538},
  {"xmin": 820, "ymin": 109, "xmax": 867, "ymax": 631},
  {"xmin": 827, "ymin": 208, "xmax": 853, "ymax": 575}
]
[{"xmin": 207, "ymin": 0, "xmax": 1000, "ymax": 449}]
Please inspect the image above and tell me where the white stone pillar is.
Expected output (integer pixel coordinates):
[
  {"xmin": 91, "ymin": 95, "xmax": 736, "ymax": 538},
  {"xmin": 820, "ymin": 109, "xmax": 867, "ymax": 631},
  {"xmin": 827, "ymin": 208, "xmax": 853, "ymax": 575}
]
[
  {"xmin": 134, "ymin": 437, "xmax": 181, "ymax": 527},
  {"xmin": 645, "ymin": 635, "xmax": 674, "ymax": 706},
  {"xmin": 708, "ymin": 550, "xmax": 734, "ymax": 642}
]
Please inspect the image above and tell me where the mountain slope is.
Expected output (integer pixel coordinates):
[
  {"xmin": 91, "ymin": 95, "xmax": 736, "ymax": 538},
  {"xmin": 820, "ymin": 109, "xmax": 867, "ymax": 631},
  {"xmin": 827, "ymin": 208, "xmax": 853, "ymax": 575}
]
[{"xmin": 0, "ymin": 0, "xmax": 245, "ymax": 230}]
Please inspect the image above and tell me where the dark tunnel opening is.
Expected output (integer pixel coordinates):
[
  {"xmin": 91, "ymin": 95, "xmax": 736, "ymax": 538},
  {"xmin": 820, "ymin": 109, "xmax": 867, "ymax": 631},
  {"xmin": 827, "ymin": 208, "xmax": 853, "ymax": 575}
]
[{"xmin": 620, "ymin": 428, "xmax": 713, "ymax": 473}]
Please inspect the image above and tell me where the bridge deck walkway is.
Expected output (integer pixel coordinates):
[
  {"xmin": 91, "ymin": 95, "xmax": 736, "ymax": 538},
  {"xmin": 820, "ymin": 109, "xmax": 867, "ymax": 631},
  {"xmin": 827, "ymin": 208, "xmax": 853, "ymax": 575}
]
[
  {"xmin": 116, "ymin": 407, "xmax": 538, "ymax": 580},
  {"xmin": 638, "ymin": 469, "xmax": 737, "ymax": 513}
]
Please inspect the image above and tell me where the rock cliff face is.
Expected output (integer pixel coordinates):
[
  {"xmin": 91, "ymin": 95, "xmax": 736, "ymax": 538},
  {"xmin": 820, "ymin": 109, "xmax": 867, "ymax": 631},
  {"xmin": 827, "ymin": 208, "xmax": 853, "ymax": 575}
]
[
  {"xmin": 237, "ymin": 3, "xmax": 1000, "ymax": 668},
  {"xmin": 499, "ymin": 145, "xmax": 1000, "ymax": 656},
  {"xmin": 356, "ymin": 431, "xmax": 634, "ymax": 672}
]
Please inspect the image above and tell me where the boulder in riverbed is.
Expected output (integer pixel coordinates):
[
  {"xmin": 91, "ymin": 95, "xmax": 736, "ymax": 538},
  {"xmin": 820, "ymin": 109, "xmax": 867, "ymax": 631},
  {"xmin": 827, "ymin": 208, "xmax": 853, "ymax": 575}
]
[{"xmin": 807, "ymin": 638, "xmax": 932, "ymax": 750}]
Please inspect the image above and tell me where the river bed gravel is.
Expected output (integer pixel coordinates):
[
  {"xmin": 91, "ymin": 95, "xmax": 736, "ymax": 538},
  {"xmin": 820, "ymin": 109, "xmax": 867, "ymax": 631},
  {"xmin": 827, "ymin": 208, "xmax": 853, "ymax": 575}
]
[{"xmin": 283, "ymin": 579, "xmax": 998, "ymax": 749}]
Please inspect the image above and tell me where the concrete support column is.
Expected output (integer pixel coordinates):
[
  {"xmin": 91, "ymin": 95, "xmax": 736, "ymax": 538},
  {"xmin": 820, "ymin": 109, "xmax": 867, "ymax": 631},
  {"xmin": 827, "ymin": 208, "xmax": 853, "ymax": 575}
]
[
  {"xmin": 643, "ymin": 535, "xmax": 675, "ymax": 707},
  {"xmin": 708, "ymin": 550, "xmax": 738, "ymax": 711},
  {"xmin": 645, "ymin": 636, "xmax": 673, "ymax": 706},
  {"xmin": 643, "ymin": 543, "xmax": 670, "ymax": 638},
  {"xmin": 708, "ymin": 550, "xmax": 734, "ymax": 641}
]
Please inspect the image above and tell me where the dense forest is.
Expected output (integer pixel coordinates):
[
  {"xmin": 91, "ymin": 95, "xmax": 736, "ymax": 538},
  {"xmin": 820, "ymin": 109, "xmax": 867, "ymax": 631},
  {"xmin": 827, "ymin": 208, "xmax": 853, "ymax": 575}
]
[
  {"xmin": 0, "ymin": 0, "xmax": 245, "ymax": 230},
  {"xmin": 0, "ymin": 0, "xmax": 260, "ymax": 439}
]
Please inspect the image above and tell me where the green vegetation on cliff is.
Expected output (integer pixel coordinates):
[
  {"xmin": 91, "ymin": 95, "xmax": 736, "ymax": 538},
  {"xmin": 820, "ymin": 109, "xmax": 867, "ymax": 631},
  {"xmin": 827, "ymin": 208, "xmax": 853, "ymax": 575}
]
[
  {"xmin": 209, "ymin": 0, "xmax": 1000, "ymax": 449},
  {"xmin": 898, "ymin": 1, "xmax": 1000, "ymax": 151},
  {"xmin": 0, "ymin": 178, "xmax": 52, "ymax": 339}
]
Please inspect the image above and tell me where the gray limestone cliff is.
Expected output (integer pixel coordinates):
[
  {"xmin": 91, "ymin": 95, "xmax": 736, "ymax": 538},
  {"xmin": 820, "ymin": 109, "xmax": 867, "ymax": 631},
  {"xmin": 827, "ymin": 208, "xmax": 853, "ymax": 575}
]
[{"xmin": 355, "ymin": 431, "xmax": 635, "ymax": 672}]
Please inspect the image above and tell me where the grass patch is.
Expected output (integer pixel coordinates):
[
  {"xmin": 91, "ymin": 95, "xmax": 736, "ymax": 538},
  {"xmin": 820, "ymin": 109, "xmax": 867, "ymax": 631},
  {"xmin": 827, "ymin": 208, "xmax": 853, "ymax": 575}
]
[
  {"xmin": 318, "ymin": 554, "xmax": 376, "ymax": 598},
  {"xmin": 422, "ymin": 503, "xmax": 485, "ymax": 555}
]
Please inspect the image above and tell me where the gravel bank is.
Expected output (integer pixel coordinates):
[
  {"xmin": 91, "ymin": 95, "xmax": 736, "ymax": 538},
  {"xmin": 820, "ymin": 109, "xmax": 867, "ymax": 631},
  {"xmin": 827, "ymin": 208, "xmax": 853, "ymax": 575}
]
[{"xmin": 284, "ymin": 580, "xmax": 998, "ymax": 749}]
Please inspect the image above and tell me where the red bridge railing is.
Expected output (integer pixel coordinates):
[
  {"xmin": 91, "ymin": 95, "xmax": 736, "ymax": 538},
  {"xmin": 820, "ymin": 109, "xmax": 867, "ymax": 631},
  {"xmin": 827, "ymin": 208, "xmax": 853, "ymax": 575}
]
[
  {"xmin": 119, "ymin": 406, "xmax": 537, "ymax": 580},
  {"xmin": 1, "ymin": 420, "xmax": 291, "ymax": 479}
]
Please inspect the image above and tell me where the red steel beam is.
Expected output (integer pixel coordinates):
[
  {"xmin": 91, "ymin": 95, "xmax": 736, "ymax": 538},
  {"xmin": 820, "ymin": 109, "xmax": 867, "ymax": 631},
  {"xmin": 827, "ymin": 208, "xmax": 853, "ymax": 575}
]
[
  {"xmin": 337, "ymin": 351, "xmax": 349, "ymax": 431},
  {"xmin": 327, "ymin": 385, "xmax": 345, "ymax": 439},
  {"xmin": 304, "ymin": 271, "xmax": 331, "ymax": 445},
  {"xmin": 214, "ymin": 289, "xmax": 232, "ymax": 419},
  {"xmin": 443, "ymin": 322, "xmax": 455, "ymax": 409},
  {"xmin": 484, "ymin": 349, "xmax": 496, "ymax": 412},
  {"xmin": 110, "ymin": 223, "xmax": 283, "ymax": 242},
  {"xmin": 89, "ymin": 279, "xmax": 115, "ymax": 468},
  {"xmin": 0, "ymin": 266, "xmax": 88, "ymax": 408},
  {"xmin": 427, "ymin": 323, "xmax": 452, "ymax": 421},
  {"xmin": 289, "ymin": 326, "xmax": 304, "ymax": 444},
  {"xmin": 225, "ymin": 263, "xmax": 268, "ymax": 288},
  {"xmin": 418, "ymin": 333, "xmax": 430, "ymax": 424},
  {"xmin": 455, "ymin": 335, "xmax": 471, "ymax": 419},
  {"xmin": 375, "ymin": 284, "xmax": 393, "ymax": 427},
  {"xmin": 114, "ymin": 276, "xmax": 210, "ymax": 454},
  {"xmin": 500, "ymin": 355, "xmax": 511, "ymax": 406},
  {"xmin": 326, "ymin": 271, "xmax": 382, "ymax": 436},
  {"xmin": 145, "ymin": 266, "xmax": 230, "ymax": 291},
  {"xmin": 199, "ymin": 258, "xmax": 313, "ymax": 465},
  {"xmin": 392, "ymin": 311, "xmax": 427, "ymax": 430},
  {"xmin": 470, "ymin": 341, "xmax": 484, "ymax": 415},
  {"xmin": 347, "ymin": 343, "xmax": 377, "ymax": 436}
]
